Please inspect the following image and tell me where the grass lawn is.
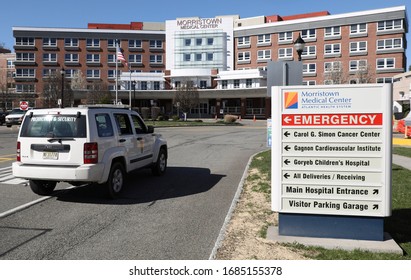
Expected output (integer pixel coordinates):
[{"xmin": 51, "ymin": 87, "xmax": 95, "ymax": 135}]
[{"xmin": 252, "ymin": 149, "xmax": 411, "ymax": 260}]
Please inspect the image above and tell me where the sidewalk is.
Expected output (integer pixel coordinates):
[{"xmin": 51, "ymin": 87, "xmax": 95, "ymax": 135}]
[{"xmin": 392, "ymin": 135, "xmax": 411, "ymax": 169}]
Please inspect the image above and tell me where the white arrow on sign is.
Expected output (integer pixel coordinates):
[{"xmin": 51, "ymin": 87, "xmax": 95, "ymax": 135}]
[{"xmin": 283, "ymin": 116, "xmax": 292, "ymax": 124}]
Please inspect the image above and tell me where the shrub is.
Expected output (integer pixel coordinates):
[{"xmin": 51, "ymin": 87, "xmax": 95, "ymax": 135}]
[
  {"xmin": 141, "ymin": 107, "xmax": 150, "ymax": 120},
  {"xmin": 151, "ymin": 107, "xmax": 161, "ymax": 120},
  {"xmin": 224, "ymin": 114, "xmax": 239, "ymax": 123}
]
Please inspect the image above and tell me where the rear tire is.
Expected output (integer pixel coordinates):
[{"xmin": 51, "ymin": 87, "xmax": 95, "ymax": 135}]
[
  {"xmin": 106, "ymin": 162, "xmax": 125, "ymax": 199},
  {"xmin": 29, "ymin": 180, "xmax": 57, "ymax": 195},
  {"xmin": 152, "ymin": 148, "xmax": 167, "ymax": 176}
]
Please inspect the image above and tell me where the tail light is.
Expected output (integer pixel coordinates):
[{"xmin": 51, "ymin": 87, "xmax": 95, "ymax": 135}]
[
  {"xmin": 84, "ymin": 142, "xmax": 98, "ymax": 164},
  {"xmin": 17, "ymin": 141, "xmax": 21, "ymax": 162}
]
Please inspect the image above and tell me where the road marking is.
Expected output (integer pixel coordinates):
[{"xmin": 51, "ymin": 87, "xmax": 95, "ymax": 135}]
[
  {"xmin": 0, "ymin": 166, "xmax": 28, "ymax": 184},
  {"xmin": 0, "ymin": 185, "xmax": 76, "ymax": 219}
]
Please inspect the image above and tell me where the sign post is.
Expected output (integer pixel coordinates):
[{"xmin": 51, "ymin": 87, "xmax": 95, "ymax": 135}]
[{"xmin": 272, "ymin": 84, "xmax": 392, "ymax": 241}]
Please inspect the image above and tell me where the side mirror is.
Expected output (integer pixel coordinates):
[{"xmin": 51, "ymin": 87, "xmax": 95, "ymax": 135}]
[{"xmin": 147, "ymin": 125, "xmax": 154, "ymax": 133}]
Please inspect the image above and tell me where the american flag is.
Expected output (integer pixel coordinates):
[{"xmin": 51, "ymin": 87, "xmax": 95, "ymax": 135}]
[{"xmin": 116, "ymin": 44, "xmax": 128, "ymax": 67}]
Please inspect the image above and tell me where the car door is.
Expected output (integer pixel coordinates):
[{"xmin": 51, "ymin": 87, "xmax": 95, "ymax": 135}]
[
  {"xmin": 131, "ymin": 114, "xmax": 154, "ymax": 167},
  {"xmin": 113, "ymin": 113, "xmax": 140, "ymax": 171}
]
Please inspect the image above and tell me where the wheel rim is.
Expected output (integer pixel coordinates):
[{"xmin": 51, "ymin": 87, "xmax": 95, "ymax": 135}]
[
  {"xmin": 111, "ymin": 168, "xmax": 123, "ymax": 193},
  {"xmin": 159, "ymin": 153, "xmax": 166, "ymax": 171}
]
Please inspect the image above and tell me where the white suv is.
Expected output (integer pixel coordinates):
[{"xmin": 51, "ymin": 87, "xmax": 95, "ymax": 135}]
[{"xmin": 12, "ymin": 105, "xmax": 167, "ymax": 198}]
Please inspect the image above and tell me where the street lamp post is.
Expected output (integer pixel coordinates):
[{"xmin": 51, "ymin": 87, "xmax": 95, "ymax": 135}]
[
  {"xmin": 132, "ymin": 80, "xmax": 136, "ymax": 109},
  {"xmin": 60, "ymin": 68, "xmax": 65, "ymax": 108},
  {"xmin": 293, "ymin": 33, "xmax": 306, "ymax": 61}
]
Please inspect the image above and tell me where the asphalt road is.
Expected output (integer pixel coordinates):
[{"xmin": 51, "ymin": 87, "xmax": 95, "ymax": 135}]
[{"xmin": 0, "ymin": 121, "xmax": 267, "ymax": 259}]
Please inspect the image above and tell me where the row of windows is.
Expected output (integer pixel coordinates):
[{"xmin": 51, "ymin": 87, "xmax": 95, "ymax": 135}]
[
  {"xmin": 237, "ymin": 38, "xmax": 403, "ymax": 61},
  {"xmin": 302, "ymin": 77, "xmax": 393, "ymax": 86},
  {"xmin": 16, "ymin": 37, "xmax": 164, "ymax": 49},
  {"xmin": 16, "ymin": 53, "xmax": 164, "ymax": 64},
  {"xmin": 302, "ymin": 58, "xmax": 398, "ymax": 74},
  {"xmin": 237, "ymin": 19, "xmax": 404, "ymax": 46},
  {"xmin": 184, "ymin": 38, "xmax": 214, "ymax": 46}
]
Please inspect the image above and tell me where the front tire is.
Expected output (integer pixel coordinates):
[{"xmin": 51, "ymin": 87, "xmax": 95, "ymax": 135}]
[
  {"xmin": 106, "ymin": 162, "xmax": 125, "ymax": 199},
  {"xmin": 29, "ymin": 180, "xmax": 57, "ymax": 195},
  {"xmin": 152, "ymin": 148, "xmax": 167, "ymax": 176}
]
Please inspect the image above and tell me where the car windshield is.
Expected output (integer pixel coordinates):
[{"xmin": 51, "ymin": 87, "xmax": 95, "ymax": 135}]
[
  {"xmin": 20, "ymin": 114, "xmax": 87, "ymax": 138},
  {"xmin": 10, "ymin": 109, "xmax": 25, "ymax": 115}
]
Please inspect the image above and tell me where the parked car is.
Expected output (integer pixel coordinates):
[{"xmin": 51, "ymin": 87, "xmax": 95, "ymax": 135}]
[
  {"xmin": 12, "ymin": 105, "xmax": 168, "ymax": 198},
  {"xmin": 0, "ymin": 111, "xmax": 7, "ymax": 126},
  {"xmin": 5, "ymin": 108, "xmax": 32, "ymax": 127}
]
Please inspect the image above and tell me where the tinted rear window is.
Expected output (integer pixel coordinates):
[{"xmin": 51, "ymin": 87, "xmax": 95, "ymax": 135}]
[{"xmin": 20, "ymin": 114, "xmax": 87, "ymax": 138}]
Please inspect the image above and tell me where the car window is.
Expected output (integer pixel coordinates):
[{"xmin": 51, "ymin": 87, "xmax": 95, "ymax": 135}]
[
  {"xmin": 20, "ymin": 114, "xmax": 87, "ymax": 138},
  {"xmin": 131, "ymin": 114, "xmax": 147, "ymax": 134},
  {"xmin": 114, "ymin": 113, "xmax": 133, "ymax": 135},
  {"xmin": 95, "ymin": 114, "xmax": 114, "ymax": 137}
]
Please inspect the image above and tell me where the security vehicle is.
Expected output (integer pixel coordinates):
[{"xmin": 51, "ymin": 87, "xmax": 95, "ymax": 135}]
[{"xmin": 12, "ymin": 105, "xmax": 167, "ymax": 198}]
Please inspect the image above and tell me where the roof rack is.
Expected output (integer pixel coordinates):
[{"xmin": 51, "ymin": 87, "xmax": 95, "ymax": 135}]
[{"xmin": 77, "ymin": 104, "xmax": 131, "ymax": 109}]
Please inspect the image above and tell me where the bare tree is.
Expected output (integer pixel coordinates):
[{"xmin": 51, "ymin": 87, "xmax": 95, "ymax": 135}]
[
  {"xmin": 323, "ymin": 62, "xmax": 349, "ymax": 84},
  {"xmin": 86, "ymin": 81, "xmax": 112, "ymax": 104},
  {"xmin": 352, "ymin": 64, "xmax": 374, "ymax": 84},
  {"xmin": 173, "ymin": 80, "xmax": 199, "ymax": 119}
]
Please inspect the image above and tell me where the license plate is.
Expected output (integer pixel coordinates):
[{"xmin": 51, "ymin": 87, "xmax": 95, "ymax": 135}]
[{"xmin": 43, "ymin": 151, "xmax": 59, "ymax": 160}]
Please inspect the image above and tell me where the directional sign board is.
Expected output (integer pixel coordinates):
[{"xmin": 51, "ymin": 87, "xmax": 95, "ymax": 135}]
[{"xmin": 272, "ymin": 84, "xmax": 392, "ymax": 217}]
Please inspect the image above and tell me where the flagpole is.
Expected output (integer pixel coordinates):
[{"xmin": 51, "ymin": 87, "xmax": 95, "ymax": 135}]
[
  {"xmin": 115, "ymin": 43, "xmax": 118, "ymax": 105},
  {"xmin": 129, "ymin": 69, "xmax": 132, "ymax": 110}
]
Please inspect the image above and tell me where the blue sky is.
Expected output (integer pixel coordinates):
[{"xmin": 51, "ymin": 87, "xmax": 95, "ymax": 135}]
[{"xmin": 1, "ymin": 0, "xmax": 409, "ymax": 67}]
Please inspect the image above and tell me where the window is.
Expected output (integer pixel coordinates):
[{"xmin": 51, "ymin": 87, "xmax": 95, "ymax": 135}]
[
  {"xmin": 86, "ymin": 38, "xmax": 100, "ymax": 47},
  {"xmin": 324, "ymin": 61, "xmax": 341, "ymax": 72},
  {"xmin": 43, "ymin": 53, "xmax": 57, "ymax": 62},
  {"xmin": 96, "ymin": 114, "xmax": 114, "ymax": 137},
  {"xmin": 107, "ymin": 54, "xmax": 117, "ymax": 63},
  {"xmin": 16, "ymin": 84, "xmax": 35, "ymax": 93},
  {"xmin": 154, "ymin": 81, "xmax": 160, "ymax": 90},
  {"xmin": 200, "ymin": 80, "xmax": 207, "ymax": 89},
  {"xmin": 141, "ymin": 81, "xmax": 147, "ymax": 90},
  {"xmin": 324, "ymin": 26, "xmax": 341, "ymax": 37},
  {"xmin": 207, "ymin": 38, "xmax": 214, "ymax": 45},
  {"xmin": 238, "ymin": 51, "xmax": 250, "ymax": 62},
  {"xmin": 107, "ymin": 39, "xmax": 118, "ymax": 48},
  {"xmin": 234, "ymin": 79, "xmax": 240, "ymax": 88},
  {"xmin": 64, "ymin": 38, "xmax": 78, "ymax": 47},
  {"xmin": 301, "ymin": 29, "xmax": 316, "ymax": 40},
  {"xmin": 378, "ymin": 19, "xmax": 403, "ymax": 31},
  {"xmin": 278, "ymin": 32, "xmax": 292, "ymax": 42},
  {"xmin": 350, "ymin": 60, "xmax": 367, "ymax": 71},
  {"xmin": 62, "ymin": 69, "xmax": 78, "ymax": 78},
  {"xmin": 195, "ymin": 53, "xmax": 202, "ymax": 61},
  {"xmin": 128, "ymin": 54, "xmax": 142, "ymax": 63},
  {"xmin": 376, "ymin": 58, "xmax": 395, "ymax": 69},
  {"xmin": 114, "ymin": 114, "xmax": 133, "ymax": 135},
  {"xmin": 16, "ymin": 69, "xmax": 35, "ymax": 78},
  {"xmin": 350, "ymin": 23, "xmax": 367, "ymax": 35},
  {"xmin": 17, "ymin": 53, "xmax": 35, "ymax": 62},
  {"xmin": 129, "ymin": 40, "xmax": 142, "ymax": 48},
  {"xmin": 324, "ymin": 43, "xmax": 341, "ymax": 55},
  {"xmin": 302, "ymin": 45, "xmax": 316, "ymax": 57},
  {"xmin": 303, "ymin": 63, "xmax": 316, "ymax": 74},
  {"xmin": 257, "ymin": 49, "xmax": 271, "ymax": 60},
  {"xmin": 42, "ymin": 69, "xmax": 57, "ymax": 77},
  {"xmin": 207, "ymin": 53, "xmax": 213, "ymax": 61},
  {"xmin": 278, "ymin": 48, "xmax": 293, "ymax": 58},
  {"xmin": 65, "ymin": 53, "xmax": 79, "ymax": 62},
  {"xmin": 16, "ymin": 37, "xmax": 35, "ymax": 46},
  {"xmin": 238, "ymin": 36, "xmax": 250, "ymax": 46},
  {"xmin": 150, "ymin": 40, "xmax": 162, "ymax": 48},
  {"xmin": 184, "ymin": 53, "xmax": 191, "ymax": 62},
  {"xmin": 86, "ymin": 54, "xmax": 100, "ymax": 63},
  {"xmin": 196, "ymin": 38, "xmax": 202, "ymax": 46},
  {"xmin": 257, "ymin": 34, "xmax": 271, "ymax": 44},
  {"xmin": 43, "ymin": 38, "xmax": 57, "ymax": 47},
  {"xmin": 185, "ymin": 39, "xmax": 191, "ymax": 46},
  {"xmin": 7, "ymin": 60, "xmax": 14, "ymax": 68},
  {"xmin": 376, "ymin": 77, "xmax": 393, "ymax": 83},
  {"xmin": 222, "ymin": 80, "xmax": 228, "ymax": 89},
  {"xmin": 246, "ymin": 79, "xmax": 252, "ymax": 88},
  {"xmin": 86, "ymin": 69, "xmax": 100, "ymax": 78},
  {"xmin": 303, "ymin": 80, "xmax": 316, "ymax": 86},
  {"xmin": 377, "ymin": 38, "xmax": 402, "ymax": 50},
  {"xmin": 350, "ymin": 41, "xmax": 367, "ymax": 53},
  {"xmin": 150, "ymin": 55, "xmax": 162, "ymax": 63},
  {"xmin": 108, "ymin": 69, "xmax": 121, "ymax": 78}
]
